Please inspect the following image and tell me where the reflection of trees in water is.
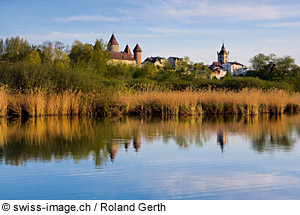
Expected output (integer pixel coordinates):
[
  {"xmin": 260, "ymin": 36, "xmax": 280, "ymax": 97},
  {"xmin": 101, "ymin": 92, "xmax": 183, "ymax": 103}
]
[
  {"xmin": 245, "ymin": 116, "xmax": 296, "ymax": 153},
  {"xmin": 0, "ymin": 115, "xmax": 299, "ymax": 167},
  {"xmin": 252, "ymin": 134, "xmax": 295, "ymax": 153},
  {"xmin": 0, "ymin": 117, "xmax": 127, "ymax": 167},
  {"xmin": 208, "ymin": 115, "xmax": 299, "ymax": 153}
]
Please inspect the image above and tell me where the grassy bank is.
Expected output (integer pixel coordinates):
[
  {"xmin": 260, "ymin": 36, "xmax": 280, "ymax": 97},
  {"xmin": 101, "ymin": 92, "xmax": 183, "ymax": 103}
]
[{"xmin": 0, "ymin": 87, "xmax": 300, "ymax": 117}]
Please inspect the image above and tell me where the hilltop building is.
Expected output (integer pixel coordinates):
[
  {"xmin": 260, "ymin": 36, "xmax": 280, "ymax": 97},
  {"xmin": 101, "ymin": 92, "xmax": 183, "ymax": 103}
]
[
  {"xmin": 211, "ymin": 43, "xmax": 247, "ymax": 77},
  {"xmin": 142, "ymin": 56, "xmax": 167, "ymax": 68},
  {"xmin": 209, "ymin": 62, "xmax": 227, "ymax": 79},
  {"xmin": 108, "ymin": 34, "xmax": 142, "ymax": 68},
  {"xmin": 168, "ymin": 57, "xmax": 182, "ymax": 68},
  {"xmin": 217, "ymin": 43, "xmax": 229, "ymax": 64},
  {"xmin": 222, "ymin": 62, "xmax": 247, "ymax": 76},
  {"xmin": 142, "ymin": 56, "xmax": 183, "ymax": 69}
]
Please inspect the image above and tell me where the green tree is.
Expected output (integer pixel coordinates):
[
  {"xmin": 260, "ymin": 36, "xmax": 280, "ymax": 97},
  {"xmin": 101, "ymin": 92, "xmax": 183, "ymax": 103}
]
[
  {"xmin": 249, "ymin": 53, "xmax": 299, "ymax": 81},
  {"xmin": 25, "ymin": 50, "xmax": 41, "ymax": 65},
  {"xmin": 69, "ymin": 40, "xmax": 93, "ymax": 67},
  {"xmin": 193, "ymin": 62, "xmax": 211, "ymax": 79},
  {"xmin": 0, "ymin": 39, "xmax": 4, "ymax": 60},
  {"xmin": 250, "ymin": 53, "xmax": 272, "ymax": 71},
  {"xmin": 39, "ymin": 41, "xmax": 54, "ymax": 64},
  {"xmin": 69, "ymin": 40, "xmax": 83, "ymax": 63},
  {"xmin": 273, "ymin": 56, "xmax": 299, "ymax": 78},
  {"xmin": 175, "ymin": 57, "xmax": 189, "ymax": 72},
  {"xmin": 3, "ymin": 36, "xmax": 32, "ymax": 62},
  {"xmin": 133, "ymin": 63, "xmax": 158, "ymax": 79},
  {"xmin": 91, "ymin": 39, "xmax": 110, "ymax": 74}
]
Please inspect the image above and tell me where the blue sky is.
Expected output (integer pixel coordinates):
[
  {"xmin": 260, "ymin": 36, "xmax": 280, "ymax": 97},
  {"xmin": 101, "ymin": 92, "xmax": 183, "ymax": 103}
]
[{"xmin": 1, "ymin": 0, "xmax": 300, "ymax": 66}]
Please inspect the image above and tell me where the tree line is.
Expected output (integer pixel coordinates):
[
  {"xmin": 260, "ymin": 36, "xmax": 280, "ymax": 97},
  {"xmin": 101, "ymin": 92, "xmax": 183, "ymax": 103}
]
[
  {"xmin": 0, "ymin": 36, "xmax": 299, "ymax": 92},
  {"xmin": 246, "ymin": 53, "xmax": 300, "ymax": 91}
]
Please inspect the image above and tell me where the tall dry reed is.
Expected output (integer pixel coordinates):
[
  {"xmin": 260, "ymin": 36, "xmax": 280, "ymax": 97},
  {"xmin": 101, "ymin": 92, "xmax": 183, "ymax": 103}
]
[
  {"xmin": 0, "ymin": 87, "xmax": 8, "ymax": 116},
  {"xmin": 118, "ymin": 88, "xmax": 300, "ymax": 116},
  {"xmin": 1, "ymin": 87, "xmax": 300, "ymax": 117}
]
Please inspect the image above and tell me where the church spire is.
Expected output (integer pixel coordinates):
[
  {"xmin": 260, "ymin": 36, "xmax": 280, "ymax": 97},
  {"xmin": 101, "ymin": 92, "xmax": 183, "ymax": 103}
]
[{"xmin": 217, "ymin": 41, "xmax": 229, "ymax": 64}]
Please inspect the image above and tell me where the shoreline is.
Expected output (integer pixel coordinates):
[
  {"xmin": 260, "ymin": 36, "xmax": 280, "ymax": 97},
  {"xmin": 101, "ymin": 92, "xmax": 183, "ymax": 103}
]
[{"xmin": 0, "ymin": 87, "xmax": 299, "ymax": 118}]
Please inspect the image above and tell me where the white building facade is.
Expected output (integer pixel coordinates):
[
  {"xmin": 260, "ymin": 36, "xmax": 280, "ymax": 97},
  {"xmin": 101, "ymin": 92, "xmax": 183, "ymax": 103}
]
[
  {"xmin": 222, "ymin": 62, "xmax": 247, "ymax": 76},
  {"xmin": 168, "ymin": 57, "xmax": 181, "ymax": 68}
]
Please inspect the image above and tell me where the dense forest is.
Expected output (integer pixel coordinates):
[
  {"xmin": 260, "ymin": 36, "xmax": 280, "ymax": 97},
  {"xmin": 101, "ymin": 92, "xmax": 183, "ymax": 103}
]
[{"xmin": 1, "ymin": 36, "xmax": 300, "ymax": 93}]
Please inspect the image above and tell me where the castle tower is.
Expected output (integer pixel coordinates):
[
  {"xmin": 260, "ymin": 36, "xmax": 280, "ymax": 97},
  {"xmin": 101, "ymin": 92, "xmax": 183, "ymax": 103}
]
[
  {"xmin": 108, "ymin": 33, "xmax": 119, "ymax": 52},
  {"xmin": 124, "ymin": 45, "xmax": 133, "ymax": 56},
  {"xmin": 217, "ymin": 43, "xmax": 229, "ymax": 64},
  {"xmin": 133, "ymin": 44, "xmax": 142, "ymax": 68}
]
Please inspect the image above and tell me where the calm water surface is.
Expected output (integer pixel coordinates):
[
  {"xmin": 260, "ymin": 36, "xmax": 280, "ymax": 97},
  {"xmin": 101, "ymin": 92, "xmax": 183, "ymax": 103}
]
[{"xmin": 1, "ymin": 115, "xmax": 300, "ymax": 200}]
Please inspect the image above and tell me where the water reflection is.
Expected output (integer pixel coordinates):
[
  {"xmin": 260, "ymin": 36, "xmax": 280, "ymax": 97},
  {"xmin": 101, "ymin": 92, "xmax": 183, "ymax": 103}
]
[
  {"xmin": 0, "ymin": 115, "xmax": 300, "ymax": 167},
  {"xmin": 217, "ymin": 130, "xmax": 228, "ymax": 153},
  {"xmin": 133, "ymin": 133, "xmax": 141, "ymax": 152}
]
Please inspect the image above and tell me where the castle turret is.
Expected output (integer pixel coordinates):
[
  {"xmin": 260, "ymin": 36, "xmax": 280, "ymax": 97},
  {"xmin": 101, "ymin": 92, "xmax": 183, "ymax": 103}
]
[
  {"xmin": 217, "ymin": 43, "xmax": 229, "ymax": 64},
  {"xmin": 124, "ymin": 45, "xmax": 132, "ymax": 56},
  {"xmin": 133, "ymin": 44, "xmax": 142, "ymax": 68},
  {"xmin": 108, "ymin": 34, "xmax": 119, "ymax": 52}
]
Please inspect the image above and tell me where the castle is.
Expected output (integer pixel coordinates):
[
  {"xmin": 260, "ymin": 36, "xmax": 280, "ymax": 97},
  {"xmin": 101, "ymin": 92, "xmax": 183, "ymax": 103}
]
[
  {"xmin": 108, "ymin": 34, "xmax": 142, "ymax": 68},
  {"xmin": 107, "ymin": 34, "xmax": 247, "ymax": 77}
]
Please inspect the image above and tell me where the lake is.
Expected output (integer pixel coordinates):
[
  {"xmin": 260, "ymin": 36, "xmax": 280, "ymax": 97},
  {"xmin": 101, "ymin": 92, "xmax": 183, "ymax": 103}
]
[{"xmin": 1, "ymin": 115, "xmax": 300, "ymax": 200}]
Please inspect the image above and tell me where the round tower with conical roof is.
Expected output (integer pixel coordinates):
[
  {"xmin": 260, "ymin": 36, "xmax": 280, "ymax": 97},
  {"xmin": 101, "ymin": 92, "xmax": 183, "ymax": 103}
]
[
  {"xmin": 108, "ymin": 33, "xmax": 119, "ymax": 52},
  {"xmin": 133, "ymin": 44, "xmax": 142, "ymax": 68}
]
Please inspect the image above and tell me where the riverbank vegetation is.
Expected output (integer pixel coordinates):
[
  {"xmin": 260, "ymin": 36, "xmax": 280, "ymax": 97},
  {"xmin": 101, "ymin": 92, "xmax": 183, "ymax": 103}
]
[
  {"xmin": 0, "ymin": 36, "xmax": 300, "ymax": 117},
  {"xmin": 0, "ymin": 87, "xmax": 299, "ymax": 117}
]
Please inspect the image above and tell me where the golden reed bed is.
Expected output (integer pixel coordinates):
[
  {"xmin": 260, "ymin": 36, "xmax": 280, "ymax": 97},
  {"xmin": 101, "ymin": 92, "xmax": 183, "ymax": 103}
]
[{"xmin": 0, "ymin": 87, "xmax": 300, "ymax": 117}]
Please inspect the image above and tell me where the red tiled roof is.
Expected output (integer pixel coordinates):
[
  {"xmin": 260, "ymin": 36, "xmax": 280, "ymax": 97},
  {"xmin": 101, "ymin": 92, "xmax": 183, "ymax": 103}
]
[
  {"xmin": 108, "ymin": 34, "xmax": 119, "ymax": 46},
  {"xmin": 212, "ymin": 61, "xmax": 221, "ymax": 66},
  {"xmin": 212, "ymin": 67, "xmax": 226, "ymax": 73},
  {"xmin": 110, "ymin": 52, "xmax": 135, "ymax": 61},
  {"xmin": 210, "ymin": 61, "xmax": 222, "ymax": 70},
  {"xmin": 133, "ymin": 44, "xmax": 142, "ymax": 52},
  {"xmin": 124, "ymin": 45, "xmax": 132, "ymax": 56},
  {"xmin": 143, "ymin": 56, "xmax": 165, "ymax": 64}
]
